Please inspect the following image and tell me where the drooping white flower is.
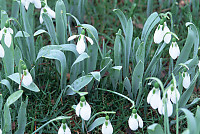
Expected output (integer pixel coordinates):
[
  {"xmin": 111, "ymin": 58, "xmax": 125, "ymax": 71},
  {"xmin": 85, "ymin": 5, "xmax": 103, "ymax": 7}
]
[
  {"xmin": 75, "ymin": 96, "xmax": 91, "ymax": 121},
  {"xmin": 154, "ymin": 18, "xmax": 171, "ymax": 44},
  {"xmin": 0, "ymin": 27, "xmax": 13, "ymax": 48},
  {"xmin": 102, "ymin": 116, "xmax": 113, "ymax": 134},
  {"xmin": 128, "ymin": 109, "xmax": 143, "ymax": 131},
  {"xmin": 169, "ymin": 38, "xmax": 180, "ymax": 59},
  {"xmin": 0, "ymin": 129, "xmax": 2, "ymax": 134},
  {"xmin": 182, "ymin": 68, "xmax": 190, "ymax": 89},
  {"xmin": 158, "ymin": 96, "xmax": 173, "ymax": 117},
  {"xmin": 22, "ymin": 69, "xmax": 33, "ymax": 86},
  {"xmin": 0, "ymin": 44, "xmax": 5, "ymax": 58},
  {"xmin": 40, "ymin": 2, "xmax": 55, "ymax": 24},
  {"xmin": 147, "ymin": 82, "xmax": 162, "ymax": 109},
  {"xmin": 21, "ymin": 0, "xmax": 41, "ymax": 10},
  {"xmin": 68, "ymin": 30, "xmax": 93, "ymax": 54},
  {"xmin": 167, "ymin": 85, "xmax": 180, "ymax": 104},
  {"xmin": 58, "ymin": 123, "xmax": 71, "ymax": 134}
]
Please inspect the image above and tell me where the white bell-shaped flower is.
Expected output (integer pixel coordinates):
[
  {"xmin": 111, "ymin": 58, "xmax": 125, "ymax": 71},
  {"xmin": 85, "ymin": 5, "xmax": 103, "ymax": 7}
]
[
  {"xmin": 154, "ymin": 18, "xmax": 171, "ymax": 44},
  {"xmin": 22, "ymin": 69, "xmax": 33, "ymax": 86},
  {"xmin": 0, "ymin": 26, "xmax": 13, "ymax": 48},
  {"xmin": 21, "ymin": 0, "xmax": 41, "ymax": 10},
  {"xmin": 68, "ymin": 30, "xmax": 93, "ymax": 54},
  {"xmin": 58, "ymin": 123, "xmax": 71, "ymax": 134},
  {"xmin": 40, "ymin": 2, "xmax": 55, "ymax": 24},
  {"xmin": 147, "ymin": 82, "xmax": 162, "ymax": 109},
  {"xmin": 169, "ymin": 38, "xmax": 180, "ymax": 59},
  {"xmin": 0, "ymin": 44, "xmax": 5, "ymax": 58},
  {"xmin": 76, "ymin": 96, "xmax": 91, "ymax": 121},
  {"xmin": 182, "ymin": 68, "xmax": 190, "ymax": 89},
  {"xmin": 167, "ymin": 85, "xmax": 180, "ymax": 104},
  {"xmin": 128, "ymin": 109, "xmax": 143, "ymax": 131},
  {"xmin": 158, "ymin": 94, "xmax": 173, "ymax": 117},
  {"xmin": 102, "ymin": 116, "xmax": 113, "ymax": 134}
]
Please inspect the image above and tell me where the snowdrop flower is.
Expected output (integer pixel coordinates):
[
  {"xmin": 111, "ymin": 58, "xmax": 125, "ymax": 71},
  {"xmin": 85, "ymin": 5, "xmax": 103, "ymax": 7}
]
[
  {"xmin": 102, "ymin": 115, "xmax": 113, "ymax": 134},
  {"xmin": 169, "ymin": 38, "xmax": 180, "ymax": 59},
  {"xmin": 40, "ymin": 1, "xmax": 55, "ymax": 24},
  {"xmin": 22, "ymin": 69, "xmax": 33, "ymax": 86},
  {"xmin": 154, "ymin": 18, "xmax": 171, "ymax": 44},
  {"xmin": 0, "ymin": 44, "xmax": 5, "ymax": 58},
  {"xmin": 158, "ymin": 94, "xmax": 173, "ymax": 117},
  {"xmin": 58, "ymin": 120, "xmax": 71, "ymax": 134},
  {"xmin": 21, "ymin": 0, "xmax": 41, "ymax": 10},
  {"xmin": 167, "ymin": 85, "xmax": 180, "ymax": 104},
  {"xmin": 128, "ymin": 109, "xmax": 143, "ymax": 131},
  {"xmin": 0, "ymin": 23, "xmax": 13, "ymax": 48},
  {"xmin": 76, "ymin": 96, "xmax": 91, "ymax": 121},
  {"xmin": 68, "ymin": 30, "xmax": 94, "ymax": 54},
  {"xmin": 182, "ymin": 68, "xmax": 190, "ymax": 89},
  {"xmin": 147, "ymin": 82, "xmax": 162, "ymax": 109}
]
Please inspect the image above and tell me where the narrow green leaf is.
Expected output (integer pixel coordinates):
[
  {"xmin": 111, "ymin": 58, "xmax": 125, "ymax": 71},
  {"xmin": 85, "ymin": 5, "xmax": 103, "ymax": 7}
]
[
  {"xmin": 88, "ymin": 117, "xmax": 105, "ymax": 132},
  {"xmin": 15, "ymin": 31, "xmax": 30, "ymax": 38},
  {"xmin": 147, "ymin": 123, "xmax": 164, "ymax": 134},
  {"xmin": 6, "ymin": 90, "xmax": 23, "ymax": 106},
  {"xmin": 113, "ymin": 9, "xmax": 127, "ymax": 35}
]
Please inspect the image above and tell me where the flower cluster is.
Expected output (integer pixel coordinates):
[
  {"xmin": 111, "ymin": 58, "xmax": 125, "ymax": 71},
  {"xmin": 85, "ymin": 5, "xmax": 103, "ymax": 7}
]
[
  {"xmin": 21, "ymin": 0, "xmax": 55, "ymax": 24},
  {"xmin": 147, "ymin": 82, "xmax": 180, "ymax": 117}
]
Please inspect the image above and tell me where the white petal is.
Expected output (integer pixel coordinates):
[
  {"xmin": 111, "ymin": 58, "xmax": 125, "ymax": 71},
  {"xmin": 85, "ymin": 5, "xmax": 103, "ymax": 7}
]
[
  {"xmin": 158, "ymin": 100, "xmax": 164, "ymax": 115},
  {"xmin": 163, "ymin": 24, "xmax": 171, "ymax": 44},
  {"xmin": 85, "ymin": 36, "xmax": 94, "ymax": 45},
  {"xmin": 147, "ymin": 89, "xmax": 153, "ymax": 104},
  {"xmin": 80, "ymin": 101, "xmax": 91, "ymax": 120},
  {"xmin": 102, "ymin": 120, "xmax": 113, "ymax": 134},
  {"xmin": 58, "ymin": 123, "xmax": 71, "ymax": 134},
  {"xmin": 75, "ymin": 102, "xmax": 81, "ymax": 117},
  {"xmin": 39, "ymin": 9, "xmax": 44, "ymax": 24},
  {"xmin": 7, "ymin": 28, "xmax": 13, "ymax": 34},
  {"xmin": 169, "ymin": 43, "xmax": 178, "ymax": 60},
  {"xmin": 137, "ymin": 114, "xmax": 143, "ymax": 128},
  {"xmin": 0, "ymin": 44, "xmax": 5, "ymax": 58},
  {"xmin": 154, "ymin": 25, "xmax": 164, "ymax": 44},
  {"xmin": 4, "ymin": 33, "xmax": 12, "ymax": 47},
  {"xmin": 46, "ymin": 6, "xmax": 55, "ymax": 19},
  {"xmin": 198, "ymin": 61, "xmax": 200, "ymax": 71},
  {"xmin": 128, "ymin": 115, "xmax": 138, "ymax": 131},
  {"xmin": 22, "ymin": 70, "xmax": 33, "ymax": 86},
  {"xmin": 183, "ymin": 73, "xmax": 190, "ymax": 89},
  {"xmin": 32, "ymin": 0, "xmax": 41, "ymax": 8},
  {"xmin": 0, "ymin": 30, "xmax": 3, "ymax": 40},
  {"xmin": 0, "ymin": 129, "xmax": 2, "ymax": 134},
  {"xmin": 166, "ymin": 100, "xmax": 173, "ymax": 117},
  {"xmin": 175, "ymin": 44, "xmax": 180, "ymax": 57},
  {"xmin": 149, "ymin": 89, "xmax": 161, "ymax": 109},
  {"xmin": 171, "ymin": 88, "xmax": 180, "ymax": 104},
  {"xmin": 67, "ymin": 35, "xmax": 79, "ymax": 41},
  {"xmin": 76, "ymin": 36, "xmax": 86, "ymax": 54}
]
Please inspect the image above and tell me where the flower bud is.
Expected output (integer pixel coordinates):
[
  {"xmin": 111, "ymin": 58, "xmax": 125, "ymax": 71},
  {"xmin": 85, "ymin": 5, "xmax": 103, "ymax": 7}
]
[
  {"xmin": 105, "ymin": 115, "xmax": 109, "ymax": 120},
  {"xmin": 80, "ymin": 96, "xmax": 85, "ymax": 102},
  {"xmin": 154, "ymin": 82, "xmax": 159, "ymax": 88},
  {"xmin": 132, "ymin": 109, "xmax": 137, "ymax": 114}
]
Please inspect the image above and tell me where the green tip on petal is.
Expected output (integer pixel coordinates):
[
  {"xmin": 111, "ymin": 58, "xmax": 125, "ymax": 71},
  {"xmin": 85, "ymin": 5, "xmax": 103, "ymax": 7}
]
[
  {"xmin": 105, "ymin": 121, "xmax": 108, "ymax": 126},
  {"xmin": 62, "ymin": 119, "xmax": 66, "ymax": 124},
  {"xmin": 134, "ymin": 114, "xmax": 137, "ymax": 119},
  {"xmin": 154, "ymin": 82, "xmax": 159, "ymax": 88},
  {"xmin": 105, "ymin": 115, "xmax": 109, "ymax": 120},
  {"xmin": 63, "ymin": 124, "xmax": 66, "ymax": 130},
  {"xmin": 160, "ymin": 19, "xmax": 164, "ymax": 25},
  {"xmin": 183, "ymin": 67, "xmax": 187, "ymax": 72},
  {"xmin": 80, "ymin": 96, "xmax": 85, "ymax": 102},
  {"xmin": 132, "ymin": 109, "xmax": 137, "ymax": 114},
  {"xmin": 153, "ymin": 89, "xmax": 156, "ymax": 94},
  {"xmin": 81, "ymin": 29, "xmax": 85, "ymax": 35}
]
